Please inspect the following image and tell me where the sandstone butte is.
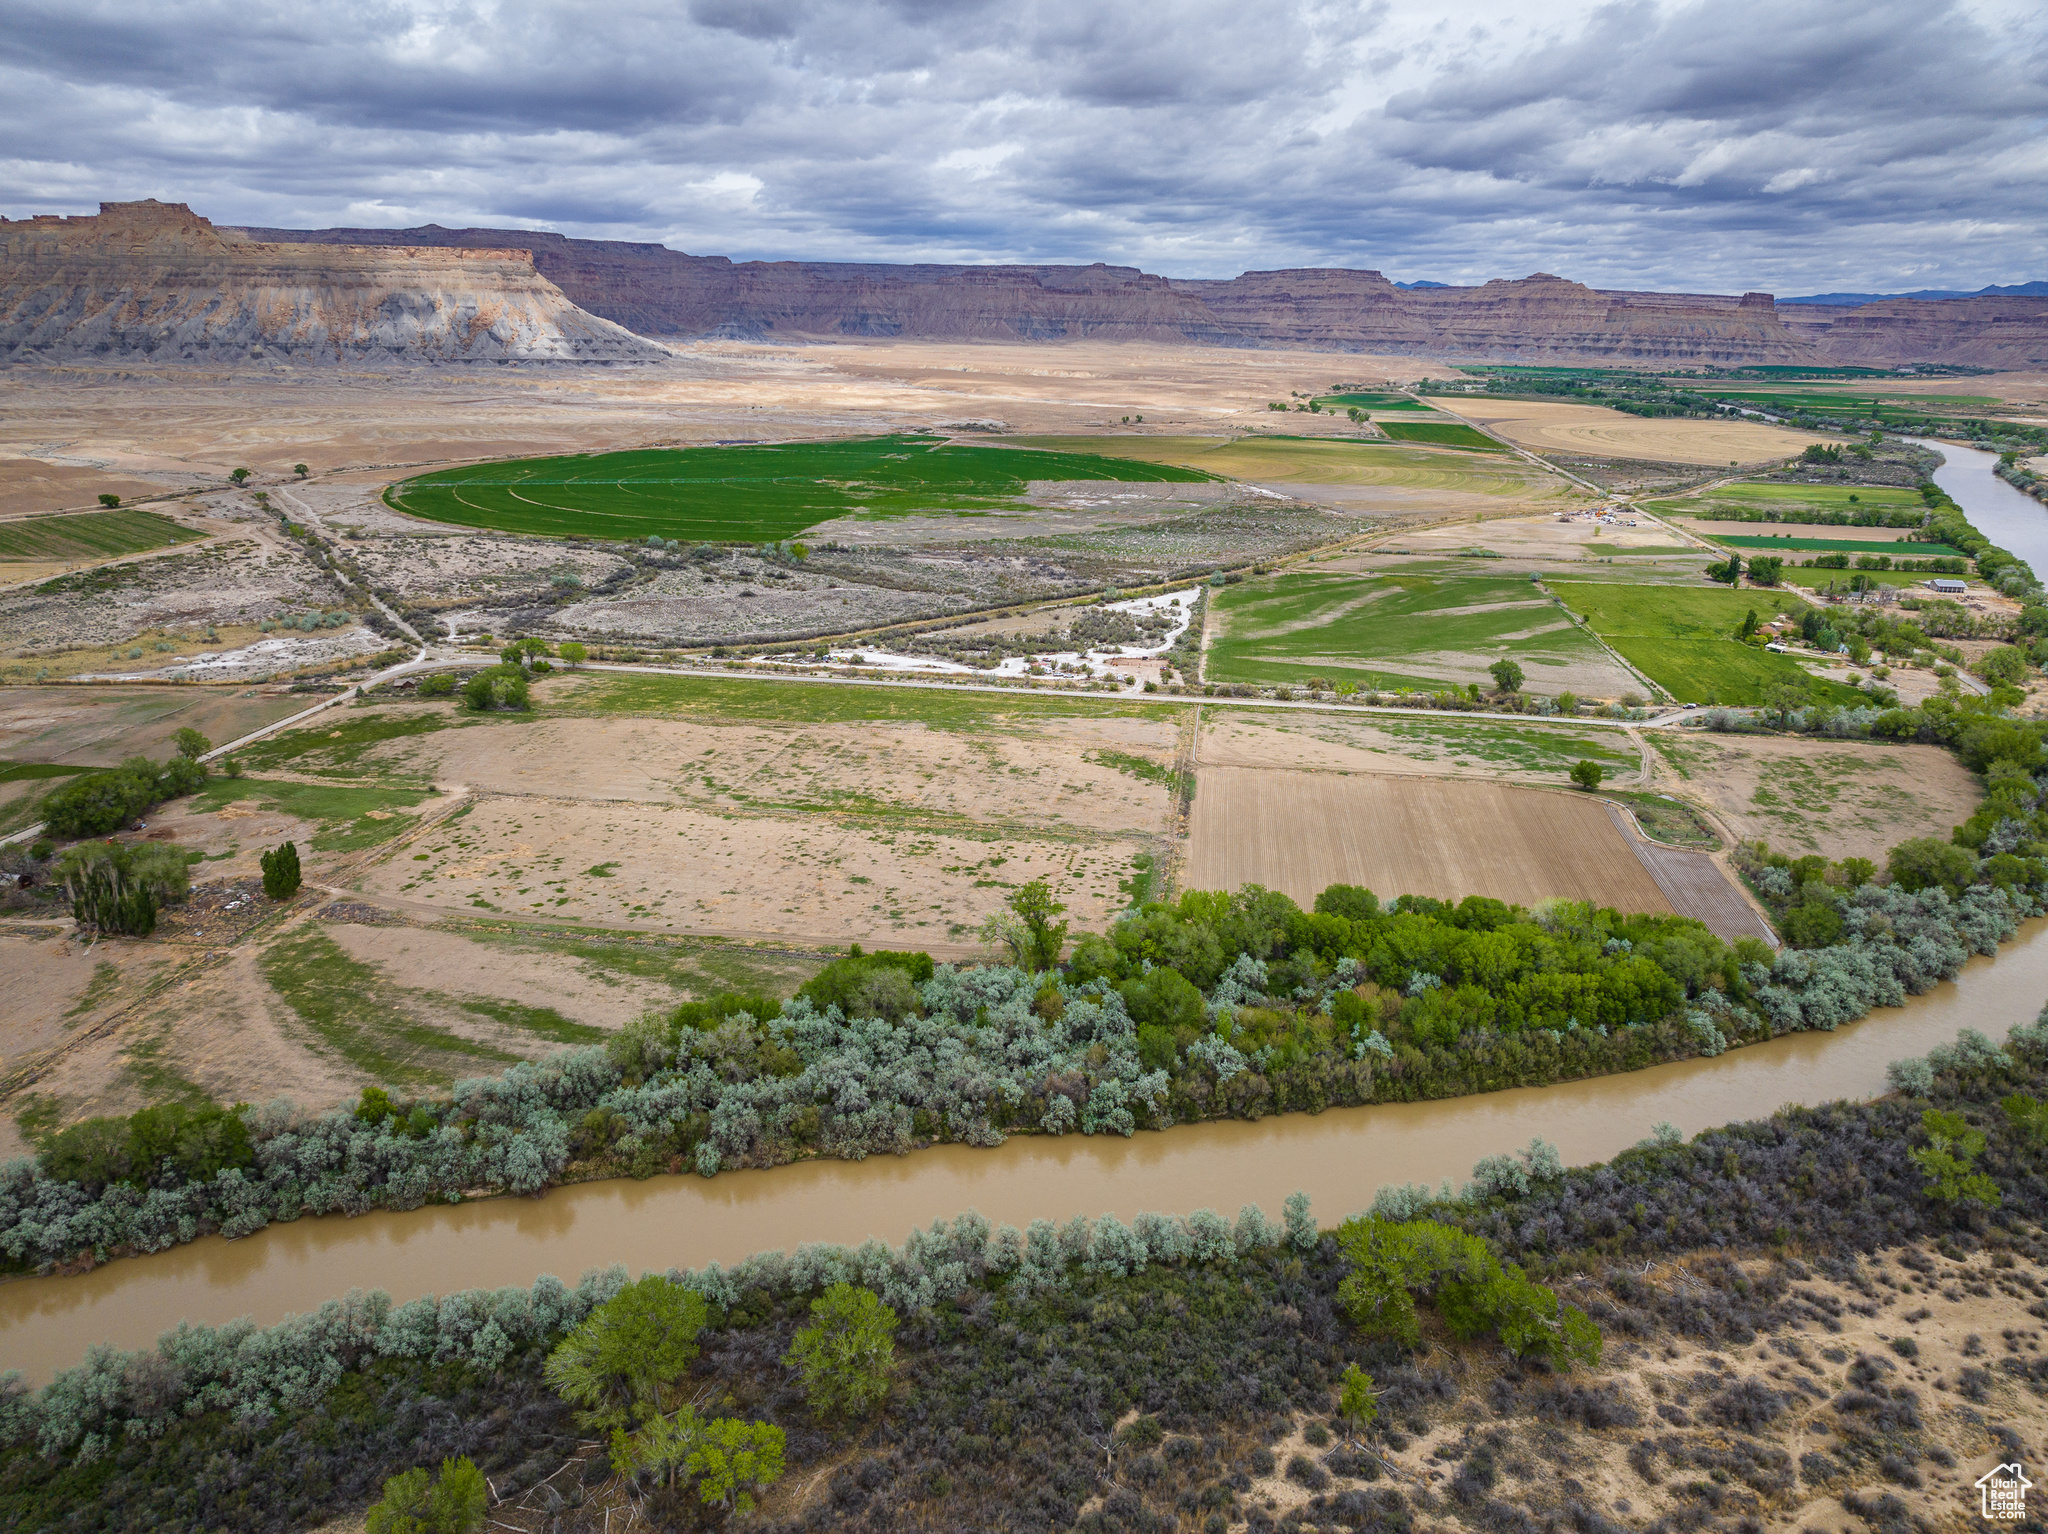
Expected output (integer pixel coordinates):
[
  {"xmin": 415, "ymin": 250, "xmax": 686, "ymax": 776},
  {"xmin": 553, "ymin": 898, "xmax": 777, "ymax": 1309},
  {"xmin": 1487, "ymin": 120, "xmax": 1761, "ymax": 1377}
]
[
  {"xmin": 249, "ymin": 220, "xmax": 2048, "ymax": 369},
  {"xmin": 4, "ymin": 198, "xmax": 2046, "ymax": 368},
  {"xmin": 0, "ymin": 200, "xmax": 670, "ymax": 365}
]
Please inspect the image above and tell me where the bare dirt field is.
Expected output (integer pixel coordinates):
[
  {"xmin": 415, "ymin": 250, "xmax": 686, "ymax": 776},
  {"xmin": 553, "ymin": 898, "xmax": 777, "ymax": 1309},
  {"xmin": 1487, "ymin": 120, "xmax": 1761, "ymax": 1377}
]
[
  {"xmin": 1328, "ymin": 510, "xmax": 1710, "ymax": 566},
  {"xmin": 1197, "ymin": 709, "xmax": 1642, "ymax": 786},
  {"xmin": 1648, "ymin": 730, "xmax": 1982, "ymax": 861},
  {"xmin": 1183, "ymin": 765, "xmax": 1671, "ymax": 911},
  {"xmin": 381, "ymin": 711, "xmax": 1176, "ymax": 834},
  {"xmin": 357, "ymin": 793, "xmax": 1144, "ymax": 951},
  {"xmin": 1437, "ymin": 397, "xmax": 1817, "ymax": 466}
]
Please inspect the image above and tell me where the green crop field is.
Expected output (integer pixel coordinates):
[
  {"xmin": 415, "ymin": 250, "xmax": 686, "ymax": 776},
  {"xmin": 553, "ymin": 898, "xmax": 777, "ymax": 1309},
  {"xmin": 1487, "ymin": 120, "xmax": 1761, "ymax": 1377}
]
[
  {"xmin": 1206, "ymin": 570, "xmax": 1614, "ymax": 688},
  {"xmin": 0, "ymin": 509, "xmax": 201, "ymax": 563},
  {"xmin": 1006, "ymin": 434, "xmax": 1555, "ymax": 494},
  {"xmin": 1551, "ymin": 580, "xmax": 1864, "ymax": 706},
  {"xmin": 1375, "ymin": 421, "xmax": 1508, "ymax": 452},
  {"xmin": 1707, "ymin": 534, "xmax": 1966, "ymax": 556},
  {"xmin": 385, "ymin": 434, "xmax": 1214, "ymax": 542},
  {"xmin": 1313, "ymin": 393, "xmax": 1439, "ymax": 412}
]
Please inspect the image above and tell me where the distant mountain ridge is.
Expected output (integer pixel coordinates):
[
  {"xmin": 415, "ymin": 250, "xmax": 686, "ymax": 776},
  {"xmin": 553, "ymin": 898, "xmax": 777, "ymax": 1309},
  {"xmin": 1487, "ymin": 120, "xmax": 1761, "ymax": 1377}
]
[
  {"xmin": 0, "ymin": 200, "xmax": 669, "ymax": 365},
  {"xmin": 1780, "ymin": 281, "xmax": 2048, "ymax": 306},
  {"xmin": 5, "ymin": 200, "xmax": 2045, "ymax": 368}
]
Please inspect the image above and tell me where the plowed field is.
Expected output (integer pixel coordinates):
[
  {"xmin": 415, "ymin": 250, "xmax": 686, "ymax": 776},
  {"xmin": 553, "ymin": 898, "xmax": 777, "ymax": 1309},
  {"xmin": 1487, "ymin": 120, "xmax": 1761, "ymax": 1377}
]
[{"xmin": 1184, "ymin": 766, "xmax": 1670, "ymax": 912}]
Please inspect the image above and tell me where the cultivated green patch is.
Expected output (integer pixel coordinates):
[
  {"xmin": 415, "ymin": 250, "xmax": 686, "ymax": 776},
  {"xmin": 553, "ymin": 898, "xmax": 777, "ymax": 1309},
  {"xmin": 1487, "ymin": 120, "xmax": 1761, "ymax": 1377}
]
[
  {"xmin": 1374, "ymin": 421, "xmax": 1507, "ymax": 452},
  {"xmin": 1705, "ymin": 534, "xmax": 1965, "ymax": 556},
  {"xmin": 1205, "ymin": 571, "xmax": 1613, "ymax": 688},
  {"xmin": 1552, "ymin": 580, "xmax": 1865, "ymax": 706},
  {"xmin": 0, "ymin": 508, "xmax": 201, "ymax": 563},
  {"xmin": 386, "ymin": 435, "xmax": 1213, "ymax": 543}
]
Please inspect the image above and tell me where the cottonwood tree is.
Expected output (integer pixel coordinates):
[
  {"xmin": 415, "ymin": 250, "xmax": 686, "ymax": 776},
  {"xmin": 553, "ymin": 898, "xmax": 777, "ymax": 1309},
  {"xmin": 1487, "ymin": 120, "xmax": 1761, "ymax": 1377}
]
[
  {"xmin": 1568, "ymin": 760, "xmax": 1603, "ymax": 791},
  {"xmin": 785, "ymin": 1282, "xmax": 898, "ymax": 1421},
  {"xmin": 1488, "ymin": 659, "xmax": 1524, "ymax": 693},
  {"xmin": 545, "ymin": 1275, "xmax": 707, "ymax": 1433}
]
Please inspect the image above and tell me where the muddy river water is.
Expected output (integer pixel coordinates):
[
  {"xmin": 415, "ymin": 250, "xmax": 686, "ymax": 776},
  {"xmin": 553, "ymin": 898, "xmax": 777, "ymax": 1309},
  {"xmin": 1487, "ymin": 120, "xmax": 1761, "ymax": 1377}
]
[{"xmin": 6, "ymin": 921, "xmax": 2048, "ymax": 1382}]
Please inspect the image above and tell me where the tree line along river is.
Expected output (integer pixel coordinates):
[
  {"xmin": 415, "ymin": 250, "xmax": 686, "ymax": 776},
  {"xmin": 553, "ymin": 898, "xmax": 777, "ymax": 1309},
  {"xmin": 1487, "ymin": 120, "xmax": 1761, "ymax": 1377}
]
[{"xmin": 3, "ymin": 918, "xmax": 2045, "ymax": 1383}]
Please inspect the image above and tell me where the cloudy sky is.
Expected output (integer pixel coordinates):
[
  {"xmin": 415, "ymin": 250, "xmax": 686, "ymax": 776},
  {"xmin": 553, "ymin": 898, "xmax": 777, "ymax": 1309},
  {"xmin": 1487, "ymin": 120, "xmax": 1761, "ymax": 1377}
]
[{"xmin": 3, "ymin": 0, "xmax": 2045, "ymax": 292}]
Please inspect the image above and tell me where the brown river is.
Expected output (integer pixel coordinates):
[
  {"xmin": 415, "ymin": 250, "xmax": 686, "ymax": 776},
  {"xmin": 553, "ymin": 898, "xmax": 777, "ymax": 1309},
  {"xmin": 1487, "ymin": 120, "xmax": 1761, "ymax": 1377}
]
[{"xmin": 7, "ymin": 920, "xmax": 2048, "ymax": 1382}]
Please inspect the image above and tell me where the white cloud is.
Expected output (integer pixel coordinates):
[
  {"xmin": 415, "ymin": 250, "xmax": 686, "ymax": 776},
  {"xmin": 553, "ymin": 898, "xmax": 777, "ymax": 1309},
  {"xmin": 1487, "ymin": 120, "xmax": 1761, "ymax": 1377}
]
[{"xmin": 0, "ymin": 0, "xmax": 2042, "ymax": 291}]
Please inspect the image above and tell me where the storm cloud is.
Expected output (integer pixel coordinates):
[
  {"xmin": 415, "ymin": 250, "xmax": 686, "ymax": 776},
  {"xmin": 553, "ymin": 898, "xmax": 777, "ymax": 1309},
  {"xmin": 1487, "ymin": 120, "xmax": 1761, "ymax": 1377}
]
[{"xmin": 2, "ymin": 0, "xmax": 2043, "ymax": 290}]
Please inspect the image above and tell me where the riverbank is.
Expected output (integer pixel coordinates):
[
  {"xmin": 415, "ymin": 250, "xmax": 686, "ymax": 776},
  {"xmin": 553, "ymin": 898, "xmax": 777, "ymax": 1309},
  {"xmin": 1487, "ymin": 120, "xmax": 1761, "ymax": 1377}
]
[{"xmin": 4, "ymin": 913, "xmax": 2044, "ymax": 1384}]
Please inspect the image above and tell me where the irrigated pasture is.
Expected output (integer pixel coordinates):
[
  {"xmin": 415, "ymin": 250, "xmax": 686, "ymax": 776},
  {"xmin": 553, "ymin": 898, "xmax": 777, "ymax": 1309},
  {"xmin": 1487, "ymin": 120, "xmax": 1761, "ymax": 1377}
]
[
  {"xmin": 1206, "ymin": 570, "xmax": 1636, "ymax": 695},
  {"xmin": 1311, "ymin": 392, "xmax": 1439, "ymax": 412},
  {"xmin": 1438, "ymin": 398, "xmax": 1817, "ymax": 465},
  {"xmin": 0, "ymin": 508, "xmax": 200, "ymax": 564},
  {"xmin": 1551, "ymin": 580, "xmax": 1866, "ymax": 705},
  {"xmin": 386, "ymin": 434, "xmax": 1213, "ymax": 542},
  {"xmin": 1374, "ymin": 421, "xmax": 1506, "ymax": 451},
  {"xmin": 1184, "ymin": 766, "xmax": 1672, "ymax": 914},
  {"xmin": 1648, "ymin": 730, "xmax": 1982, "ymax": 862}
]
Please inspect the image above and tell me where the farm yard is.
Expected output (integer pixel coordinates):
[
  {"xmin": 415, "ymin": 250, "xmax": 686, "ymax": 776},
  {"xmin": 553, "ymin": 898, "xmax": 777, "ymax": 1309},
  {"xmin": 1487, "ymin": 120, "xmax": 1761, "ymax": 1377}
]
[
  {"xmin": 383, "ymin": 434, "xmax": 1215, "ymax": 542},
  {"xmin": 1205, "ymin": 567, "xmax": 1638, "ymax": 695}
]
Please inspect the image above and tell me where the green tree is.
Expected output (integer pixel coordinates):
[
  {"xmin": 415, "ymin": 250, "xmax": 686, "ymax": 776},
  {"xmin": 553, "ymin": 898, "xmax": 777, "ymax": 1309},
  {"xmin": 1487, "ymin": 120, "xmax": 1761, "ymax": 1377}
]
[
  {"xmin": 261, "ymin": 840, "xmax": 302, "ymax": 900},
  {"xmin": 1736, "ymin": 609, "xmax": 1758, "ymax": 640},
  {"xmin": 294, "ymin": 463, "xmax": 309, "ymax": 477},
  {"xmin": 785, "ymin": 1282, "xmax": 898, "ymax": 1421},
  {"xmin": 558, "ymin": 641, "xmax": 588, "ymax": 667},
  {"xmin": 1909, "ymin": 1109, "xmax": 2000, "ymax": 1208},
  {"xmin": 230, "ymin": 467, "xmax": 250, "ymax": 485},
  {"xmin": 544, "ymin": 1275, "xmax": 708, "ymax": 1433},
  {"xmin": 1337, "ymin": 1363, "xmax": 1378, "ymax": 1432},
  {"xmin": 1488, "ymin": 658, "xmax": 1524, "ymax": 693},
  {"xmin": 1747, "ymin": 555, "xmax": 1785, "ymax": 587},
  {"xmin": 172, "ymin": 726, "xmax": 210, "ymax": 760},
  {"xmin": 1568, "ymin": 759, "xmax": 1603, "ymax": 791},
  {"xmin": 1974, "ymin": 646, "xmax": 2030, "ymax": 687},
  {"xmin": 1887, "ymin": 836, "xmax": 1976, "ymax": 898},
  {"xmin": 1760, "ymin": 677, "xmax": 1810, "ymax": 726},
  {"xmin": 418, "ymin": 673, "xmax": 455, "ymax": 697},
  {"xmin": 60, "ymin": 840, "xmax": 190, "ymax": 936},
  {"xmin": 687, "ymin": 1416, "xmax": 787, "ymax": 1514},
  {"xmin": 97, "ymin": 493, "xmax": 120, "ymax": 508},
  {"xmin": 2001, "ymin": 1092, "xmax": 2048, "ymax": 1149},
  {"xmin": 1556, "ymin": 691, "xmax": 1579, "ymax": 716},
  {"xmin": 1010, "ymin": 878, "xmax": 1069, "ymax": 971},
  {"xmin": 365, "ymin": 1456, "xmax": 488, "ymax": 1534}
]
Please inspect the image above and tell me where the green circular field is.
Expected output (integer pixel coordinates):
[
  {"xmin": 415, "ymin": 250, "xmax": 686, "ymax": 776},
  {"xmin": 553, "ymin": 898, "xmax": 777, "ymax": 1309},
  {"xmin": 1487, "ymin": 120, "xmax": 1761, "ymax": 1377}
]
[{"xmin": 385, "ymin": 434, "xmax": 1214, "ymax": 542}]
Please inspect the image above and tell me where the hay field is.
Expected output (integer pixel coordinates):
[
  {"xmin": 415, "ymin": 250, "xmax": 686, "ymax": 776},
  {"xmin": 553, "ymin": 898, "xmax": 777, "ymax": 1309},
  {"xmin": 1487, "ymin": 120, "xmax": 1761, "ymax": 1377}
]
[
  {"xmin": 1206, "ymin": 569, "xmax": 1637, "ymax": 695},
  {"xmin": 386, "ymin": 434, "xmax": 1212, "ymax": 542},
  {"xmin": 1438, "ymin": 398, "xmax": 1817, "ymax": 465},
  {"xmin": 1649, "ymin": 731, "xmax": 1981, "ymax": 861},
  {"xmin": 1183, "ymin": 766, "xmax": 1670, "ymax": 913}
]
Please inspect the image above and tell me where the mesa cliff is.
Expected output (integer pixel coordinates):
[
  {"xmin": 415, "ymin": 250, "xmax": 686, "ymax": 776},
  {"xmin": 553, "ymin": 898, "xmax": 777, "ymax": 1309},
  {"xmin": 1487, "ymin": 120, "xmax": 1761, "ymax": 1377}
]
[
  {"xmin": 0, "ymin": 200, "xmax": 670, "ymax": 365},
  {"xmin": 243, "ymin": 220, "xmax": 2048, "ymax": 368},
  {"xmin": 8, "ymin": 200, "xmax": 2044, "ymax": 368}
]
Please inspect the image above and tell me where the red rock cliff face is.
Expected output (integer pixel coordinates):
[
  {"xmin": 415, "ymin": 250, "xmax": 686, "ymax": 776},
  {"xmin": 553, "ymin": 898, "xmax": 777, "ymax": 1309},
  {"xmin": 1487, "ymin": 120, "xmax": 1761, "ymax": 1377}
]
[
  {"xmin": 0, "ymin": 201, "xmax": 670, "ymax": 364},
  {"xmin": 255, "ymin": 222, "xmax": 2048, "ymax": 365}
]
